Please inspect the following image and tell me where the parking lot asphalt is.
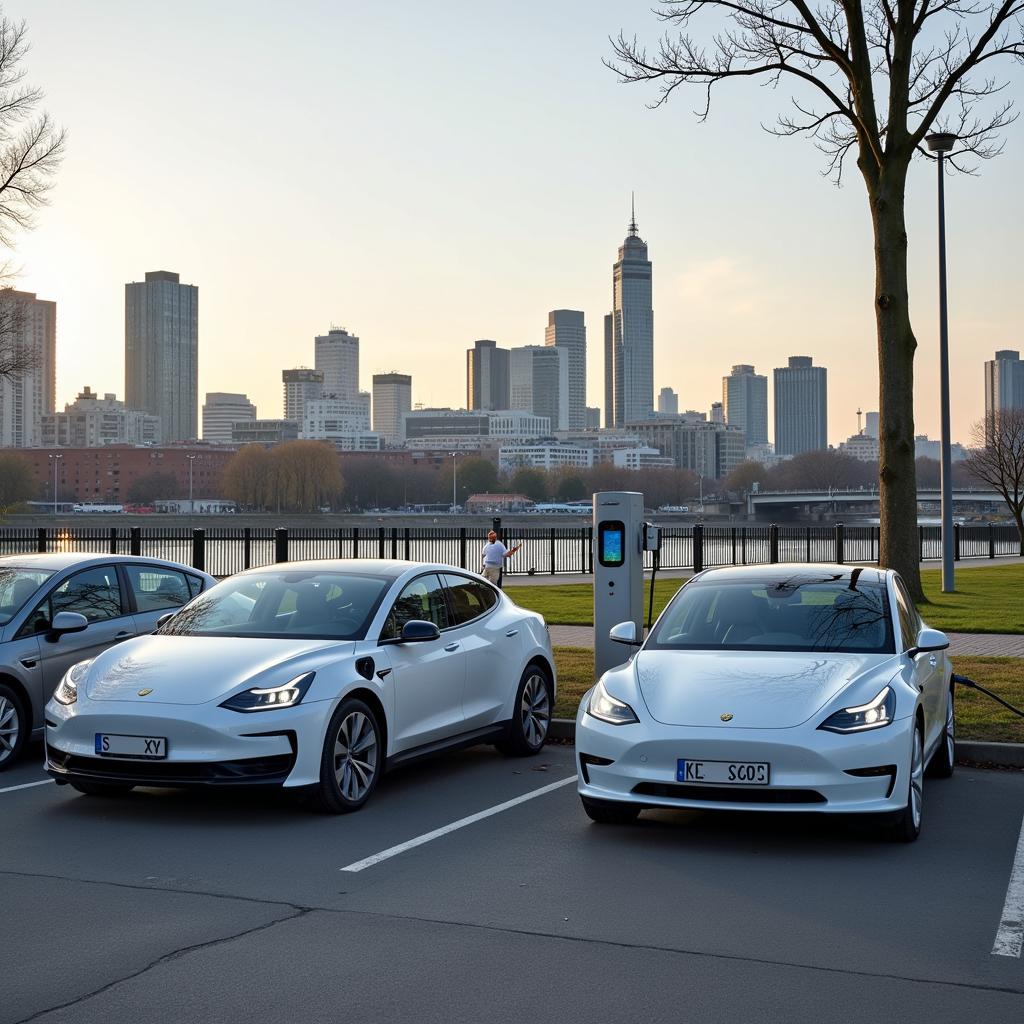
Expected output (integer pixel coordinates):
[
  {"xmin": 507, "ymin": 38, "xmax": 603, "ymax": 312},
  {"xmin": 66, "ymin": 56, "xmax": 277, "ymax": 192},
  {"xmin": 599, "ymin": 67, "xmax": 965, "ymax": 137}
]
[{"xmin": 3, "ymin": 740, "xmax": 1024, "ymax": 1023}]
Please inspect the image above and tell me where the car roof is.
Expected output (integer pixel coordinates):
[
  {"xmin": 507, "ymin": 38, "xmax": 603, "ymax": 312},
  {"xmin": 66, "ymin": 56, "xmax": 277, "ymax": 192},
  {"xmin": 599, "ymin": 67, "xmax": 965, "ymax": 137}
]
[
  {"xmin": 0, "ymin": 552, "xmax": 212, "ymax": 575},
  {"xmin": 237, "ymin": 559, "xmax": 477, "ymax": 582},
  {"xmin": 695, "ymin": 563, "xmax": 890, "ymax": 586}
]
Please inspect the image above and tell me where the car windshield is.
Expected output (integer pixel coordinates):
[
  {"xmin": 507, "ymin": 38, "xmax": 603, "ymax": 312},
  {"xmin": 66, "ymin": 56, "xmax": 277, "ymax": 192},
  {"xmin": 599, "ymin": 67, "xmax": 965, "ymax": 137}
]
[
  {"xmin": 157, "ymin": 570, "xmax": 392, "ymax": 640},
  {"xmin": 647, "ymin": 571, "xmax": 894, "ymax": 654},
  {"xmin": 0, "ymin": 567, "xmax": 53, "ymax": 626}
]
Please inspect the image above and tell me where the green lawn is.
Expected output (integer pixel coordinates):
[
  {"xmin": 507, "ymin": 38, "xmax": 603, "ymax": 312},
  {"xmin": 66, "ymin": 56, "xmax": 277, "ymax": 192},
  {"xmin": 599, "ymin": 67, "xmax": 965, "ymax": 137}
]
[
  {"xmin": 552, "ymin": 647, "xmax": 1024, "ymax": 744},
  {"xmin": 510, "ymin": 563, "xmax": 1024, "ymax": 634}
]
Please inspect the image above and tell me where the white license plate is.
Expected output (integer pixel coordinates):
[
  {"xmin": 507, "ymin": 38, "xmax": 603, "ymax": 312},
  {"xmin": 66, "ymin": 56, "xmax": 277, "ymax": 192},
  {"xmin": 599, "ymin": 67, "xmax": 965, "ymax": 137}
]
[
  {"xmin": 677, "ymin": 759, "xmax": 769, "ymax": 785},
  {"xmin": 95, "ymin": 734, "xmax": 167, "ymax": 759}
]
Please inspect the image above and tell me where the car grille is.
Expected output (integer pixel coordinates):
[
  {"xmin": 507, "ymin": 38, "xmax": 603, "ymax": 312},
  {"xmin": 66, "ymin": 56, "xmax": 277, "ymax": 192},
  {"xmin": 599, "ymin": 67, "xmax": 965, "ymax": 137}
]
[
  {"xmin": 632, "ymin": 781, "xmax": 826, "ymax": 804},
  {"xmin": 47, "ymin": 745, "xmax": 296, "ymax": 786}
]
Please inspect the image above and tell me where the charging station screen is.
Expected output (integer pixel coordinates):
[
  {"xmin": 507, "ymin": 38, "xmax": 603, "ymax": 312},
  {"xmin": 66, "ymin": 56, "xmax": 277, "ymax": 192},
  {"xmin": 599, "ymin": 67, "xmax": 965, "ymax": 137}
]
[{"xmin": 598, "ymin": 522, "xmax": 625, "ymax": 567}]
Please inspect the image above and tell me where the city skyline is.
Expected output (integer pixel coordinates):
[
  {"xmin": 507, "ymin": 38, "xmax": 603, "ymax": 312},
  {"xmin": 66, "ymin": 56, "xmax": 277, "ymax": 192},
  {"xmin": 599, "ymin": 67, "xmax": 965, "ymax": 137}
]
[{"xmin": 8, "ymin": 0, "xmax": 1023, "ymax": 447}]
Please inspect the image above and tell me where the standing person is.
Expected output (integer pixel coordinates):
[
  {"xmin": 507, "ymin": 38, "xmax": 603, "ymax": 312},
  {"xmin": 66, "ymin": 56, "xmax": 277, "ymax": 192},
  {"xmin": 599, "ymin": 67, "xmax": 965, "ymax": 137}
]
[{"xmin": 481, "ymin": 530, "xmax": 520, "ymax": 587}]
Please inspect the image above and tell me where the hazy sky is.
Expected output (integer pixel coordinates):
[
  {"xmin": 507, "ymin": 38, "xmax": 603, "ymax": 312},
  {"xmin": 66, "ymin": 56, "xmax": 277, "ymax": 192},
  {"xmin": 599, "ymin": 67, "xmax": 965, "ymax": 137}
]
[{"xmin": 9, "ymin": 0, "xmax": 1024, "ymax": 445}]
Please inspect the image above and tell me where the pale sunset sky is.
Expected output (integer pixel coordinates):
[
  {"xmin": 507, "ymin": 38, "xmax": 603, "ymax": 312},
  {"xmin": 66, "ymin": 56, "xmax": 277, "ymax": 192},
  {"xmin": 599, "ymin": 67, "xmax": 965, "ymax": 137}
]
[{"xmin": 8, "ymin": 0, "xmax": 1024, "ymax": 445}]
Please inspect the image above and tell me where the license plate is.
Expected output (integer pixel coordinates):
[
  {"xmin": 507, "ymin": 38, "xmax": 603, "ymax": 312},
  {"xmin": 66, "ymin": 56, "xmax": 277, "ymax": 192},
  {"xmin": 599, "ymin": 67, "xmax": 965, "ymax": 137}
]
[
  {"xmin": 677, "ymin": 759, "xmax": 769, "ymax": 785},
  {"xmin": 95, "ymin": 734, "xmax": 167, "ymax": 759}
]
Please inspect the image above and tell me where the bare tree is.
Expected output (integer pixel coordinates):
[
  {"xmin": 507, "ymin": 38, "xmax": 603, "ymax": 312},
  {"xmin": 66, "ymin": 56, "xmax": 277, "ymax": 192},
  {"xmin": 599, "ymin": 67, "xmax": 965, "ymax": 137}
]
[
  {"xmin": 965, "ymin": 410, "xmax": 1024, "ymax": 553},
  {"xmin": 608, "ymin": 2, "xmax": 1024, "ymax": 598},
  {"xmin": 0, "ymin": 14, "xmax": 66, "ymax": 382}
]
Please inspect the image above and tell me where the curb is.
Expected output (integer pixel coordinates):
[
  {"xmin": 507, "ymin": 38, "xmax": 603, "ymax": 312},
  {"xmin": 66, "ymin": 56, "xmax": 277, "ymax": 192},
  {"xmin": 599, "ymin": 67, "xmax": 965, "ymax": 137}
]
[{"xmin": 550, "ymin": 719, "xmax": 1024, "ymax": 768}]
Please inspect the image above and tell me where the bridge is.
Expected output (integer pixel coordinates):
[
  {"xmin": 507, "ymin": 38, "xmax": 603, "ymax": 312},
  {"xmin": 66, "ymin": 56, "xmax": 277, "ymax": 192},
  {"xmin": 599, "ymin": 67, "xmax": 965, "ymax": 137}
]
[{"xmin": 746, "ymin": 488, "xmax": 1008, "ymax": 517}]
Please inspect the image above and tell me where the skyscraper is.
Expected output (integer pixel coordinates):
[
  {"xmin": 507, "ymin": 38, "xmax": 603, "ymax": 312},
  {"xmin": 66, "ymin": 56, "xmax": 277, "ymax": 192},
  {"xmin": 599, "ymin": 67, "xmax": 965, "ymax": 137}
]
[
  {"xmin": 0, "ymin": 290, "xmax": 56, "ymax": 448},
  {"xmin": 372, "ymin": 372, "xmax": 412, "ymax": 446},
  {"xmin": 466, "ymin": 339, "xmax": 510, "ymax": 410},
  {"xmin": 202, "ymin": 392, "xmax": 256, "ymax": 444},
  {"xmin": 985, "ymin": 350, "xmax": 1024, "ymax": 421},
  {"xmin": 607, "ymin": 201, "xmax": 654, "ymax": 427},
  {"xmin": 315, "ymin": 328, "xmax": 359, "ymax": 399},
  {"xmin": 282, "ymin": 368, "xmax": 324, "ymax": 423},
  {"xmin": 510, "ymin": 346, "xmax": 569, "ymax": 431},
  {"xmin": 774, "ymin": 356, "xmax": 828, "ymax": 456},
  {"xmin": 545, "ymin": 310, "xmax": 586, "ymax": 430},
  {"xmin": 722, "ymin": 364, "xmax": 769, "ymax": 446},
  {"xmin": 658, "ymin": 387, "xmax": 678, "ymax": 415},
  {"xmin": 125, "ymin": 271, "xmax": 198, "ymax": 442}
]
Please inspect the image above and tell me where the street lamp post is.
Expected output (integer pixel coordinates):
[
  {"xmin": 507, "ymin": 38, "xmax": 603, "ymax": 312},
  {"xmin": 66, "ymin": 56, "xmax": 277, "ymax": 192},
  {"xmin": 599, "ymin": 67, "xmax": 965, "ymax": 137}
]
[
  {"xmin": 926, "ymin": 131, "xmax": 957, "ymax": 594},
  {"xmin": 49, "ymin": 453, "xmax": 62, "ymax": 514},
  {"xmin": 186, "ymin": 454, "xmax": 197, "ymax": 516}
]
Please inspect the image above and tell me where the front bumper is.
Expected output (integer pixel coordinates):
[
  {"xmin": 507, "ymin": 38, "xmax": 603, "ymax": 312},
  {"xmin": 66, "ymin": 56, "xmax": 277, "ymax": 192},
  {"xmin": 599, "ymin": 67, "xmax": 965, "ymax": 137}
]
[
  {"xmin": 575, "ymin": 704, "xmax": 913, "ymax": 814},
  {"xmin": 45, "ymin": 694, "xmax": 332, "ymax": 789}
]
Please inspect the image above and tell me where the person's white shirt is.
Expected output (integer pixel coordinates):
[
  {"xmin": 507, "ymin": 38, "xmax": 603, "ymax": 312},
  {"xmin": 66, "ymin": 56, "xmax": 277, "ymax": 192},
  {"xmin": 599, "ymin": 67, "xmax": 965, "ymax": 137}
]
[{"xmin": 482, "ymin": 540, "xmax": 508, "ymax": 567}]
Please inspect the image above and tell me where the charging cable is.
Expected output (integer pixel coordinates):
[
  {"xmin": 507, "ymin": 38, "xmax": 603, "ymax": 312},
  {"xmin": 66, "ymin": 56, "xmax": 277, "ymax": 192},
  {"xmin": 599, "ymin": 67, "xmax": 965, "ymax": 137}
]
[{"xmin": 952, "ymin": 673, "xmax": 1024, "ymax": 719}]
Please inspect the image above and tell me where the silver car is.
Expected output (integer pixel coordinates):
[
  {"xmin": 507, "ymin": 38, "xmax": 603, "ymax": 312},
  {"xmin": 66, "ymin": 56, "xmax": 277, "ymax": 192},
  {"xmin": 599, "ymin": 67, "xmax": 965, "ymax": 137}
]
[{"xmin": 0, "ymin": 554, "xmax": 215, "ymax": 769}]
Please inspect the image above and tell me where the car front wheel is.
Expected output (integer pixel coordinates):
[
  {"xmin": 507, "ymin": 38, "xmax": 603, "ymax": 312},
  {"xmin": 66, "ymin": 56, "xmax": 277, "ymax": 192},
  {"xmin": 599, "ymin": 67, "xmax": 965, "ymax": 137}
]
[
  {"xmin": 927, "ymin": 684, "xmax": 955, "ymax": 779},
  {"xmin": 497, "ymin": 664, "xmax": 552, "ymax": 756},
  {"xmin": 0, "ymin": 684, "xmax": 28, "ymax": 771},
  {"xmin": 313, "ymin": 697, "xmax": 382, "ymax": 814},
  {"xmin": 886, "ymin": 721, "xmax": 924, "ymax": 843}
]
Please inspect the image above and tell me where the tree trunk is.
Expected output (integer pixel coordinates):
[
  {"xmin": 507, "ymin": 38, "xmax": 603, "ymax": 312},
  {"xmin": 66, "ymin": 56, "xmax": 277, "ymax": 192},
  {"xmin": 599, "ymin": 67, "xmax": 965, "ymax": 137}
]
[{"xmin": 870, "ymin": 164, "xmax": 925, "ymax": 600}]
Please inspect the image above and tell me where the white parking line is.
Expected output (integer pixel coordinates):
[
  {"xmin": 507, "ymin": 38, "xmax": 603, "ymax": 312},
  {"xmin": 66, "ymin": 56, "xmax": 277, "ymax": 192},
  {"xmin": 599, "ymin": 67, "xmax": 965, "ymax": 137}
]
[
  {"xmin": 993, "ymin": 813, "xmax": 1024, "ymax": 957},
  {"xmin": 341, "ymin": 775, "xmax": 576, "ymax": 872},
  {"xmin": 0, "ymin": 779, "xmax": 54, "ymax": 795}
]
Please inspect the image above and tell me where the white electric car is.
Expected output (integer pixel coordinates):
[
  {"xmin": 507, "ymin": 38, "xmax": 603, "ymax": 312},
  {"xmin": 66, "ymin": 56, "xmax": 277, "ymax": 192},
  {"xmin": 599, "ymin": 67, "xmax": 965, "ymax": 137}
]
[
  {"xmin": 45, "ymin": 561, "xmax": 555, "ymax": 813},
  {"xmin": 576, "ymin": 565, "xmax": 954, "ymax": 841}
]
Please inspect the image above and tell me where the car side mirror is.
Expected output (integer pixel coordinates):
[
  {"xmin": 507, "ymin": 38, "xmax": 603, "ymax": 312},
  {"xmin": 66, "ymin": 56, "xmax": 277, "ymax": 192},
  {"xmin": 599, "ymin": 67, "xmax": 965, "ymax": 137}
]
[
  {"xmin": 908, "ymin": 627, "xmax": 949, "ymax": 657},
  {"xmin": 382, "ymin": 619, "xmax": 441, "ymax": 645},
  {"xmin": 49, "ymin": 611, "xmax": 89, "ymax": 638},
  {"xmin": 609, "ymin": 621, "xmax": 642, "ymax": 646}
]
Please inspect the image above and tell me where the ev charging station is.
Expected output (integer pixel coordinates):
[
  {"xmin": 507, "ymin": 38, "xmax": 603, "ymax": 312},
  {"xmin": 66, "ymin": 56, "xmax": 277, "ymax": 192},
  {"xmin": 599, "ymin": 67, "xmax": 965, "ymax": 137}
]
[{"xmin": 593, "ymin": 491, "xmax": 659, "ymax": 676}]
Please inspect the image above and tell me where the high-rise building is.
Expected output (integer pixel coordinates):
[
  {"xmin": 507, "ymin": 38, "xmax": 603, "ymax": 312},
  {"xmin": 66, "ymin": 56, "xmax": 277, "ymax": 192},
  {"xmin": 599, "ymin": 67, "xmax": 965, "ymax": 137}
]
[
  {"xmin": 545, "ymin": 310, "xmax": 586, "ymax": 430},
  {"xmin": 466, "ymin": 339, "xmax": 510, "ymax": 410},
  {"xmin": 710, "ymin": 401, "xmax": 724, "ymax": 424},
  {"xmin": 626, "ymin": 414, "xmax": 745, "ymax": 479},
  {"xmin": 585, "ymin": 406, "xmax": 601, "ymax": 430},
  {"xmin": 372, "ymin": 372, "xmax": 412, "ymax": 446},
  {"xmin": 774, "ymin": 356, "xmax": 828, "ymax": 456},
  {"xmin": 865, "ymin": 411, "xmax": 880, "ymax": 439},
  {"xmin": 202, "ymin": 392, "xmax": 256, "ymax": 445},
  {"xmin": 658, "ymin": 387, "xmax": 678, "ymax": 415},
  {"xmin": 0, "ymin": 289, "xmax": 56, "ymax": 448},
  {"xmin": 722, "ymin": 364, "xmax": 769, "ymax": 446},
  {"xmin": 42, "ymin": 386, "xmax": 161, "ymax": 447},
  {"xmin": 510, "ymin": 345, "xmax": 569, "ymax": 431},
  {"xmin": 282, "ymin": 368, "xmax": 324, "ymax": 423},
  {"xmin": 603, "ymin": 314, "xmax": 614, "ymax": 428},
  {"xmin": 315, "ymin": 328, "xmax": 359, "ymax": 400},
  {"xmin": 607, "ymin": 202, "xmax": 654, "ymax": 427},
  {"xmin": 985, "ymin": 350, "xmax": 1024, "ymax": 421},
  {"xmin": 125, "ymin": 271, "xmax": 198, "ymax": 443}
]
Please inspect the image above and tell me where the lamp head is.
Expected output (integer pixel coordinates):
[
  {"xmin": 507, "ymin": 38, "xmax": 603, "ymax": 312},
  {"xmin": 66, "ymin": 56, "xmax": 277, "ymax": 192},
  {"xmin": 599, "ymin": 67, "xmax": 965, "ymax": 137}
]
[{"xmin": 926, "ymin": 132, "xmax": 957, "ymax": 154}]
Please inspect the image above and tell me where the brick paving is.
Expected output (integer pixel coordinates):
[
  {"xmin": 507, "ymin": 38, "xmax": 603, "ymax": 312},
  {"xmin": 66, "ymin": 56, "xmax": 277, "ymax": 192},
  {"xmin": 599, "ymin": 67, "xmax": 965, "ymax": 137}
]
[{"xmin": 549, "ymin": 624, "xmax": 1024, "ymax": 658}]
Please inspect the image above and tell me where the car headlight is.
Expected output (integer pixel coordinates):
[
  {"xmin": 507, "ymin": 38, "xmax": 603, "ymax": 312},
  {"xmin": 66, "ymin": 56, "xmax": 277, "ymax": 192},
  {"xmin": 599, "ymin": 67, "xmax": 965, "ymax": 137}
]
[
  {"xmin": 819, "ymin": 686, "xmax": 895, "ymax": 733},
  {"xmin": 219, "ymin": 672, "xmax": 315, "ymax": 713},
  {"xmin": 587, "ymin": 679, "xmax": 639, "ymax": 726},
  {"xmin": 54, "ymin": 659, "xmax": 94, "ymax": 706}
]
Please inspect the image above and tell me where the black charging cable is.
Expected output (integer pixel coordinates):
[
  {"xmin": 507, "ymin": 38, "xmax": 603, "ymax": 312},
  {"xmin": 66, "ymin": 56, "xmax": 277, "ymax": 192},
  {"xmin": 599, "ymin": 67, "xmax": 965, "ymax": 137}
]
[
  {"xmin": 952, "ymin": 673, "xmax": 1024, "ymax": 719},
  {"xmin": 647, "ymin": 549, "xmax": 660, "ymax": 633}
]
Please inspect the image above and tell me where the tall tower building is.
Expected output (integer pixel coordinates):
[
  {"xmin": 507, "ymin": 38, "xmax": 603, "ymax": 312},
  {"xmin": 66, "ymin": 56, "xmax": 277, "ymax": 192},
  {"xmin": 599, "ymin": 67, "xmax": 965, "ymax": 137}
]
[
  {"xmin": 603, "ymin": 314, "xmax": 614, "ymax": 428},
  {"xmin": 722, "ymin": 364, "xmax": 769, "ymax": 446},
  {"xmin": 0, "ymin": 290, "xmax": 56, "ymax": 448},
  {"xmin": 466, "ymin": 339, "xmax": 510, "ymax": 410},
  {"xmin": 774, "ymin": 356, "xmax": 828, "ymax": 456},
  {"xmin": 202, "ymin": 392, "xmax": 256, "ymax": 444},
  {"xmin": 510, "ymin": 346, "xmax": 569, "ymax": 431},
  {"xmin": 372, "ymin": 372, "xmax": 412, "ymax": 445},
  {"xmin": 985, "ymin": 350, "xmax": 1024, "ymax": 421},
  {"xmin": 282, "ymin": 368, "xmax": 324, "ymax": 423},
  {"xmin": 608, "ymin": 199, "xmax": 654, "ymax": 426},
  {"xmin": 125, "ymin": 271, "xmax": 198, "ymax": 442},
  {"xmin": 658, "ymin": 387, "xmax": 678, "ymax": 415},
  {"xmin": 315, "ymin": 328, "xmax": 359, "ymax": 399},
  {"xmin": 545, "ymin": 310, "xmax": 586, "ymax": 430}
]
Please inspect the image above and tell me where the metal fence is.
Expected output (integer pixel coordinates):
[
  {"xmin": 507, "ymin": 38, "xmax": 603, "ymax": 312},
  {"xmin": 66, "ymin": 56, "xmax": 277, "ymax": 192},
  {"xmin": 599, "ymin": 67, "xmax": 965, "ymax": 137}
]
[{"xmin": 1, "ymin": 523, "xmax": 1019, "ymax": 576}]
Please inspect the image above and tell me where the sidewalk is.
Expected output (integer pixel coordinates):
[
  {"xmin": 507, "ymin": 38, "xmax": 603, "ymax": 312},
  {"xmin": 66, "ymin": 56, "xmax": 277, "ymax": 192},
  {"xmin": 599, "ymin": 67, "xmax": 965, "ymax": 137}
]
[{"xmin": 548, "ymin": 624, "xmax": 1024, "ymax": 658}]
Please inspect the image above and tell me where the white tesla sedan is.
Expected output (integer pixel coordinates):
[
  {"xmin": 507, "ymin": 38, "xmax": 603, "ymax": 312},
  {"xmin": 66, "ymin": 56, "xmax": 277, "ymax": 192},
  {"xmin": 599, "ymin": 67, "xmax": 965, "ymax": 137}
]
[
  {"xmin": 576, "ymin": 565, "xmax": 954, "ymax": 841},
  {"xmin": 45, "ymin": 561, "xmax": 555, "ymax": 812}
]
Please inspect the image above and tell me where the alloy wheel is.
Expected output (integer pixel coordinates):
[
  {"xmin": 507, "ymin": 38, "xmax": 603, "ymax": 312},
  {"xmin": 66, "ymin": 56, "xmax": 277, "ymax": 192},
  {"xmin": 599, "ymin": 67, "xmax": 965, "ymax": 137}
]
[
  {"xmin": 333, "ymin": 710, "xmax": 378, "ymax": 802},
  {"xmin": 910, "ymin": 727, "xmax": 924, "ymax": 830},
  {"xmin": 0, "ymin": 695, "xmax": 20, "ymax": 766},
  {"xmin": 944, "ymin": 691, "xmax": 955, "ymax": 765},
  {"xmin": 520, "ymin": 672, "xmax": 551, "ymax": 748}
]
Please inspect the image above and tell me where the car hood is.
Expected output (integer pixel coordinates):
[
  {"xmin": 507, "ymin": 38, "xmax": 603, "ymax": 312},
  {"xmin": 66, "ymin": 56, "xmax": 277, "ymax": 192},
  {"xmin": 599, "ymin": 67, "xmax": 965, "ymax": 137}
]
[
  {"xmin": 85, "ymin": 634, "xmax": 350, "ymax": 705},
  {"xmin": 634, "ymin": 649, "xmax": 894, "ymax": 729}
]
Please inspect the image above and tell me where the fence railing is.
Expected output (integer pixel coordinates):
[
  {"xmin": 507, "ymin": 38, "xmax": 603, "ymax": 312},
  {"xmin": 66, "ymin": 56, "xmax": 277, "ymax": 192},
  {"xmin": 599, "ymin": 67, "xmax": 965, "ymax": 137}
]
[{"xmin": 2, "ymin": 523, "xmax": 1020, "ymax": 576}]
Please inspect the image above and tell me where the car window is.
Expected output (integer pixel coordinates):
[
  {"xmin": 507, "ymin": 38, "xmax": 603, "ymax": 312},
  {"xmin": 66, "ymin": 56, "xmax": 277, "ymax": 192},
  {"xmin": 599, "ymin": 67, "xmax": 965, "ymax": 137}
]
[
  {"xmin": 125, "ymin": 566, "xmax": 191, "ymax": 613},
  {"xmin": 892, "ymin": 577, "xmax": 919, "ymax": 650},
  {"xmin": 50, "ymin": 566, "xmax": 124, "ymax": 623},
  {"xmin": 185, "ymin": 574, "xmax": 204, "ymax": 598},
  {"xmin": 381, "ymin": 574, "xmax": 452, "ymax": 640},
  {"xmin": 443, "ymin": 574, "xmax": 497, "ymax": 625},
  {"xmin": 0, "ymin": 568, "xmax": 52, "ymax": 627}
]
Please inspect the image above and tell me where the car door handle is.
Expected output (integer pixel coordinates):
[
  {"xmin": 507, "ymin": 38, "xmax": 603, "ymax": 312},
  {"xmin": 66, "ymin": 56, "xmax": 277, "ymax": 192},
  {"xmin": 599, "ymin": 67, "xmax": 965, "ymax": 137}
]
[
  {"xmin": 444, "ymin": 642, "xmax": 460, "ymax": 652},
  {"xmin": 115, "ymin": 631, "xmax": 132, "ymax": 639},
  {"xmin": 505, "ymin": 629, "xmax": 519, "ymax": 638}
]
